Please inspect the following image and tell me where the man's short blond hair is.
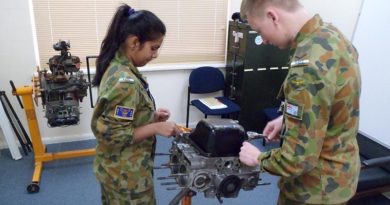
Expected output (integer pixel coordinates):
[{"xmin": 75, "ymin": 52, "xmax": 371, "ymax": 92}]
[{"xmin": 241, "ymin": 0, "xmax": 301, "ymax": 19}]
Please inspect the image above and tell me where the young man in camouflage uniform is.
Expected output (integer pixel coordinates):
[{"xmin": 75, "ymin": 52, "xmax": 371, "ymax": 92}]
[
  {"xmin": 91, "ymin": 5, "xmax": 180, "ymax": 205},
  {"xmin": 238, "ymin": 0, "xmax": 361, "ymax": 204}
]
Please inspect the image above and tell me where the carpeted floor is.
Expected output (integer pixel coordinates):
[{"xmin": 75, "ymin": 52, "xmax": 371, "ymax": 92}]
[{"xmin": 0, "ymin": 137, "xmax": 388, "ymax": 205}]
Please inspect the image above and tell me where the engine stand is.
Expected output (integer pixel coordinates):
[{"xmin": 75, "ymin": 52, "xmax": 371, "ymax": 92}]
[
  {"xmin": 13, "ymin": 86, "xmax": 95, "ymax": 193},
  {"xmin": 181, "ymin": 190, "xmax": 195, "ymax": 205}
]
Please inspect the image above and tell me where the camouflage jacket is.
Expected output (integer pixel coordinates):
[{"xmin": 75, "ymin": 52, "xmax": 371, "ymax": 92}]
[
  {"xmin": 258, "ymin": 15, "xmax": 361, "ymax": 204},
  {"xmin": 91, "ymin": 49, "xmax": 156, "ymax": 194}
]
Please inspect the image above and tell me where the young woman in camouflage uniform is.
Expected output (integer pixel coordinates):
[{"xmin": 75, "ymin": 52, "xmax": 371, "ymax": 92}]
[
  {"xmin": 91, "ymin": 4, "xmax": 180, "ymax": 205},
  {"xmin": 238, "ymin": 0, "xmax": 361, "ymax": 205}
]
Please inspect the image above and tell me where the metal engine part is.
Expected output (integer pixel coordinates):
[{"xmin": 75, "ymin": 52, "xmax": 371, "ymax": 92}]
[
  {"xmin": 37, "ymin": 40, "xmax": 88, "ymax": 127},
  {"xmin": 164, "ymin": 119, "xmax": 261, "ymax": 203}
]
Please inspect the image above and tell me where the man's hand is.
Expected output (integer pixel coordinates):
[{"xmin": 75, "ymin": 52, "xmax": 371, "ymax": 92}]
[
  {"xmin": 263, "ymin": 115, "xmax": 283, "ymax": 142},
  {"xmin": 239, "ymin": 141, "xmax": 261, "ymax": 167}
]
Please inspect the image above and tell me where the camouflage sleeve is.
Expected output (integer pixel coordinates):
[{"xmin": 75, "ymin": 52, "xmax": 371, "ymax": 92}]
[
  {"xmin": 259, "ymin": 61, "xmax": 336, "ymax": 177},
  {"xmin": 92, "ymin": 71, "xmax": 141, "ymax": 149}
]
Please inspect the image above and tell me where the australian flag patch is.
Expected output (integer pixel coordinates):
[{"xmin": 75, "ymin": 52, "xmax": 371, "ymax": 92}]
[
  {"xmin": 114, "ymin": 106, "xmax": 134, "ymax": 120},
  {"xmin": 285, "ymin": 101, "xmax": 303, "ymax": 120}
]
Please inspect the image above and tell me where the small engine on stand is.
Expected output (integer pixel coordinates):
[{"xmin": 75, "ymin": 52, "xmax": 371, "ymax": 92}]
[
  {"xmin": 34, "ymin": 40, "xmax": 88, "ymax": 127},
  {"xmin": 160, "ymin": 119, "xmax": 263, "ymax": 204},
  {"xmin": 11, "ymin": 40, "xmax": 95, "ymax": 193}
]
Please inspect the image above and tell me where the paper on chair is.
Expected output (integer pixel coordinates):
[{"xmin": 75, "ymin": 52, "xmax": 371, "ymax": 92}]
[{"xmin": 199, "ymin": 97, "xmax": 227, "ymax": 109}]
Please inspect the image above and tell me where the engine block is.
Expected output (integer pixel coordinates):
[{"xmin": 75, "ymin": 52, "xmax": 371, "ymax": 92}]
[{"xmin": 166, "ymin": 119, "xmax": 260, "ymax": 202}]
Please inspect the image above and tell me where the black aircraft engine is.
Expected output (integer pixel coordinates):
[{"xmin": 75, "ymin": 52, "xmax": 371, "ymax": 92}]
[
  {"xmin": 38, "ymin": 40, "xmax": 88, "ymax": 127},
  {"xmin": 163, "ymin": 119, "xmax": 261, "ymax": 204}
]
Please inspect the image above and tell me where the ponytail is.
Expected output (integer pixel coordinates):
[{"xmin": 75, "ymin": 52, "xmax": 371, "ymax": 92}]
[{"xmin": 92, "ymin": 4, "xmax": 166, "ymax": 86}]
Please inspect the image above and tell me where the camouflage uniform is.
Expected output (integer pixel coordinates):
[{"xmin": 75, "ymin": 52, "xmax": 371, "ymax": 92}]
[
  {"xmin": 91, "ymin": 49, "xmax": 156, "ymax": 205},
  {"xmin": 258, "ymin": 15, "xmax": 361, "ymax": 204}
]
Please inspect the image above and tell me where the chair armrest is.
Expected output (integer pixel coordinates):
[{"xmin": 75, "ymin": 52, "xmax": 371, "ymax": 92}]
[{"xmin": 361, "ymin": 155, "xmax": 390, "ymax": 169}]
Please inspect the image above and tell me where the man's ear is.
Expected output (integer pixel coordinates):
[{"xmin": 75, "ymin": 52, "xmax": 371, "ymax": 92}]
[{"xmin": 267, "ymin": 9, "xmax": 279, "ymax": 23}]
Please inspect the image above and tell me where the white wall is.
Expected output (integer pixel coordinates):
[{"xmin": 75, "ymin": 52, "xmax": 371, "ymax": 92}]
[
  {"xmin": 0, "ymin": 1, "xmax": 107, "ymax": 147},
  {"xmin": 299, "ymin": 0, "xmax": 363, "ymax": 40},
  {"xmin": 230, "ymin": 0, "xmax": 363, "ymax": 40},
  {"xmin": 0, "ymin": 1, "xmax": 38, "ymax": 147},
  {"xmin": 230, "ymin": 0, "xmax": 242, "ymax": 17},
  {"xmin": 352, "ymin": 0, "xmax": 390, "ymax": 147},
  {"xmin": 0, "ymin": 0, "xmax": 376, "ymax": 148},
  {"xmin": 145, "ymin": 69, "xmax": 208, "ymax": 124}
]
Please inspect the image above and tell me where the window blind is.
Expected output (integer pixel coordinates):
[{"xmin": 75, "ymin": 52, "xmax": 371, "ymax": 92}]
[{"xmin": 32, "ymin": 0, "xmax": 228, "ymax": 68}]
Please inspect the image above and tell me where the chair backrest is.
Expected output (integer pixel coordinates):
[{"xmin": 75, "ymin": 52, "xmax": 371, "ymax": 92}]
[
  {"xmin": 357, "ymin": 131, "xmax": 390, "ymax": 172},
  {"xmin": 189, "ymin": 66, "xmax": 225, "ymax": 94}
]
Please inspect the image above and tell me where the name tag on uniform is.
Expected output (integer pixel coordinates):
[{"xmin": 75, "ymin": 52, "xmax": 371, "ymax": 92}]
[
  {"xmin": 114, "ymin": 106, "xmax": 134, "ymax": 120},
  {"xmin": 285, "ymin": 101, "xmax": 303, "ymax": 120},
  {"xmin": 119, "ymin": 76, "xmax": 134, "ymax": 83},
  {"xmin": 290, "ymin": 59, "xmax": 309, "ymax": 68}
]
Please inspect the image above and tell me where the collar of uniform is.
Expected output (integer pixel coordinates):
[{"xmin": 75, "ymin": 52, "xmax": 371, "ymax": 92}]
[
  {"xmin": 290, "ymin": 14, "xmax": 323, "ymax": 49},
  {"xmin": 113, "ymin": 48, "xmax": 142, "ymax": 77}
]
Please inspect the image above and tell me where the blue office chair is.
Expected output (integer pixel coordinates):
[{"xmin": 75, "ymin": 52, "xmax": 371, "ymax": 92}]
[{"xmin": 185, "ymin": 66, "xmax": 240, "ymax": 127}]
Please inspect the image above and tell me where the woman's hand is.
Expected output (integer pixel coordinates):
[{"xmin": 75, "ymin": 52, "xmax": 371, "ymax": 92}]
[
  {"xmin": 154, "ymin": 108, "xmax": 170, "ymax": 122},
  {"xmin": 156, "ymin": 121, "xmax": 181, "ymax": 137},
  {"xmin": 133, "ymin": 121, "xmax": 181, "ymax": 143}
]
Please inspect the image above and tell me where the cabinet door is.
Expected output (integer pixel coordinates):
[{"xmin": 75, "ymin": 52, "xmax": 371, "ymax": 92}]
[
  {"xmin": 225, "ymin": 21, "xmax": 291, "ymax": 132},
  {"xmin": 238, "ymin": 67, "xmax": 288, "ymax": 132}
]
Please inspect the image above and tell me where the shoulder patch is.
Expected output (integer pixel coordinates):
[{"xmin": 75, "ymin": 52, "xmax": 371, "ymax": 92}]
[
  {"xmin": 119, "ymin": 76, "xmax": 134, "ymax": 83},
  {"xmin": 284, "ymin": 101, "xmax": 303, "ymax": 120},
  {"xmin": 290, "ymin": 59, "xmax": 310, "ymax": 68},
  {"xmin": 114, "ymin": 106, "xmax": 135, "ymax": 120}
]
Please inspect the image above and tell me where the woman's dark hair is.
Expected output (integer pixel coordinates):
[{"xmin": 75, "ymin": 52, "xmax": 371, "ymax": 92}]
[{"xmin": 92, "ymin": 4, "xmax": 166, "ymax": 86}]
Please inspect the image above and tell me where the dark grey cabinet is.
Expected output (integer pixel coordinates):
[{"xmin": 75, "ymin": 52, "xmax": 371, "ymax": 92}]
[{"xmin": 225, "ymin": 21, "xmax": 290, "ymax": 133}]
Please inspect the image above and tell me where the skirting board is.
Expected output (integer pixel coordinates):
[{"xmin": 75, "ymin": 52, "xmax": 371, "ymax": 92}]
[{"xmin": 0, "ymin": 133, "xmax": 95, "ymax": 150}]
